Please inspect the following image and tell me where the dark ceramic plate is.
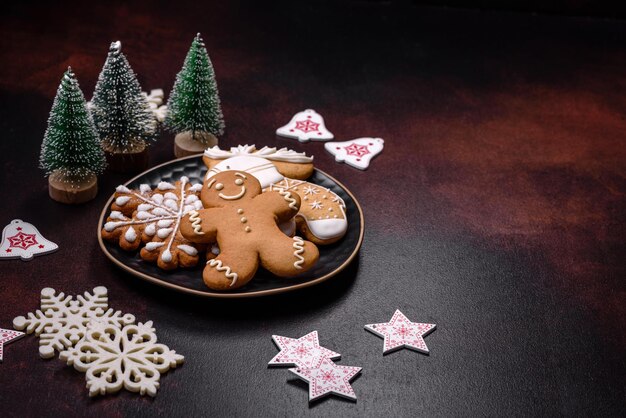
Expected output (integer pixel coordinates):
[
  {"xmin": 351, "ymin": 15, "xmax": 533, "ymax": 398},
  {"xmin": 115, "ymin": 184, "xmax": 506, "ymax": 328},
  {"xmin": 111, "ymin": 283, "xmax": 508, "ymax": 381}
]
[{"xmin": 97, "ymin": 155, "xmax": 364, "ymax": 298}]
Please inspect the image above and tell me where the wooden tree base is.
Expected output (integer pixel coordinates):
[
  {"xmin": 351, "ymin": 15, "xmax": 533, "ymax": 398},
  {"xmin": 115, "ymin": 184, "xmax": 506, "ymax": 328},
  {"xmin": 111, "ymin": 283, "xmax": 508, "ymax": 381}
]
[
  {"xmin": 48, "ymin": 171, "xmax": 98, "ymax": 204},
  {"xmin": 104, "ymin": 145, "xmax": 149, "ymax": 173},
  {"xmin": 174, "ymin": 131, "xmax": 218, "ymax": 158}
]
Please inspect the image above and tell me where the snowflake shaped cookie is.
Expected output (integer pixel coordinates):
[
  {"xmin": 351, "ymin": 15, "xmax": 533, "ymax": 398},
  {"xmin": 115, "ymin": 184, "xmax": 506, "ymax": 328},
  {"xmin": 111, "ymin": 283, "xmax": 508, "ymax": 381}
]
[
  {"xmin": 13, "ymin": 287, "xmax": 135, "ymax": 359},
  {"xmin": 101, "ymin": 177, "xmax": 205, "ymax": 269},
  {"xmin": 269, "ymin": 331, "xmax": 341, "ymax": 368},
  {"xmin": 60, "ymin": 320, "xmax": 184, "ymax": 397},
  {"xmin": 365, "ymin": 309, "xmax": 436, "ymax": 354}
]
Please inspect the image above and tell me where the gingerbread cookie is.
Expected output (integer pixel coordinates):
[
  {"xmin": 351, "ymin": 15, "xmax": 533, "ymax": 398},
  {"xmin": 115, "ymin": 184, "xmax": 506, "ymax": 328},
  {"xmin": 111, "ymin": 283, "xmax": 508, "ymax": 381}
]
[
  {"xmin": 266, "ymin": 179, "xmax": 348, "ymax": 245},
  {"xmin": 180, "ymin": 170, "xmax": 319, "ymax": 291},
  {"xmin": 101, "ymin": 177, "xmax": 205, "ymax": 270},
  {"xmin": 203, "ymin": 145, "xmax": 314, "ymax": 180}
]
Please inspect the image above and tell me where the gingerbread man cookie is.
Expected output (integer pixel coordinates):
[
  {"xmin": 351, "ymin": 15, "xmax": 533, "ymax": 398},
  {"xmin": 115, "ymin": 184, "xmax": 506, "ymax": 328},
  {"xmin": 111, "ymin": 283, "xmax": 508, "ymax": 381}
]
[{"xmin": 180, "ymin": 171, "xmax": 319, "ymax": 291}]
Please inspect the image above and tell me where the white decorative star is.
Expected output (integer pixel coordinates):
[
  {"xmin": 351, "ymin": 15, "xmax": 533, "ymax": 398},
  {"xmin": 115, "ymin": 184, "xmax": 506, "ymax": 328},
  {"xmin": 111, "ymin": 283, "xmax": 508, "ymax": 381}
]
[
  {"xmin": 365, "ymin": 310, "xmax": 436, "ymax": 354},
  {"xmin": 302, "ymin": 185, "xmax": 319, "ymax": 195},
  {"xmin": 269, "ymin": 331, "xmax": 340, "ymax": 368},
  {"xmin": 309, "ymin": 200, "xmax": 323, "ymax": 210},
  {"xmin": 0, "ymin": 328, "xmax": 25, "ymax": 361},
  {"xmin": 289, "ymin": 357, "xmax": 361, "ymax": 402}
]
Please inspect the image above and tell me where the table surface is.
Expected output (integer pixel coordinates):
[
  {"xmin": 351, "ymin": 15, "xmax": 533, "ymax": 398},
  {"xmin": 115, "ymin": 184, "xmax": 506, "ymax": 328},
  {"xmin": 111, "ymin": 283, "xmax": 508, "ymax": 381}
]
[{"xmin": 0, "ymin": 1, "xmax": 624, "ymax": 416}]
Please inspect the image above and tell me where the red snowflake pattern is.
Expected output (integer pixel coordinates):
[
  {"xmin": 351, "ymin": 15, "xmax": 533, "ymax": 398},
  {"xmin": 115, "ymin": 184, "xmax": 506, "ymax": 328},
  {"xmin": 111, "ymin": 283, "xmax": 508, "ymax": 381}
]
[
  {"xmin": 8, "ymin": 232, "xmax": 38, "ymax": 250},
  {"xmin": 290, "ymin": 357, "xmax": 361, "ymax": 402},
  {"xmin": 344, "ymin": 143, "xmax": 370, "ymax": 158},
  {"xmin": 294, "ymin": 119, "xmax": 320, "ymax": 133}
]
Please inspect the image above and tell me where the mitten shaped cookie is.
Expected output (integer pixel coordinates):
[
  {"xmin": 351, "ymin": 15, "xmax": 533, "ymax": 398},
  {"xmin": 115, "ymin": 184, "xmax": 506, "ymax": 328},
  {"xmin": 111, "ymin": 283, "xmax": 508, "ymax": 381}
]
[{"xmin": 180, "ymin": 170, "xmax": 319, "ymax": 291}]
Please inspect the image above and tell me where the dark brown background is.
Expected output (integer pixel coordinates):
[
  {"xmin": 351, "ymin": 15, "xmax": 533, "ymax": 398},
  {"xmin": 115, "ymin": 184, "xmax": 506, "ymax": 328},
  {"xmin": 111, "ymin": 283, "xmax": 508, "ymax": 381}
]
[{"xmin": 0, "ymin": 1, "xmax": 624, "ymax": 416}]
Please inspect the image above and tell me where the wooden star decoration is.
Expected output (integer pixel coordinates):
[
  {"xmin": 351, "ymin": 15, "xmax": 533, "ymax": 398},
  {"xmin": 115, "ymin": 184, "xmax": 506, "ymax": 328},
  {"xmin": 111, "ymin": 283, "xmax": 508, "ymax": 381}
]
[
  {"xmin": 365, "ymin": 309, "xmax": 436, "ymax": 354},
  {"xmin": 0, "ymin": 328, "xmax": 25, "ymax": 361}
]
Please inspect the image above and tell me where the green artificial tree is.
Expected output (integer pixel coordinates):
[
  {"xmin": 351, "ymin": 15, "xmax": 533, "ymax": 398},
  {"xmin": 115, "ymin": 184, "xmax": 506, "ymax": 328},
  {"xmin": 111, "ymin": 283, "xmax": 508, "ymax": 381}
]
[
  {"xmin": 91, "ymin": 41, "xmax": 155, "ymax": 170},
  {"xmin": 40, "ymin": 67, "xmax": 106, "ymax": 204},
  {"xmin": 166, "ymin": 33, "xmax": 225, "ymax": 156}
]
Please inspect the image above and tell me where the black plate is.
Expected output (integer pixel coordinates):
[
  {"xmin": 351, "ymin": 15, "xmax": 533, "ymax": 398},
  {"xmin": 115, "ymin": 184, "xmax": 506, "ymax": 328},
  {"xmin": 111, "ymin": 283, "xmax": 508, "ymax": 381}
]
[{"xmin": 97, "ymin": 155, "xmax": 364, "ymax": 298}]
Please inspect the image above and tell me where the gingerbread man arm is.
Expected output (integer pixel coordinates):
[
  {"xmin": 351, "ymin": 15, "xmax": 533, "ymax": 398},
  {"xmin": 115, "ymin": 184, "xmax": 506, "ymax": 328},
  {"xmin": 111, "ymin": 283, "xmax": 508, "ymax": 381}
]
[
  {"xmin": 180, "ymin": 209, "xmax": 218, "ymax": 243},
  {"xmin": 255, "ymin": 189, "xmax": 301, "ymax": 223}
]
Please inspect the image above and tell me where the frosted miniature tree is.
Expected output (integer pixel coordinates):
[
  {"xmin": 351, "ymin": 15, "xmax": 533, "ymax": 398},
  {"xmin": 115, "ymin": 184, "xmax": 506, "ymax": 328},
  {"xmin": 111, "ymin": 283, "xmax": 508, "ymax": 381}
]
[
  {"xmin": 39, "ymin": 67, "xmax": 106, "ymax": 182},
  {"xmin": 165, "ymin": 33, "xmax": 225, "ymax": 143},
  {"xmin": 91, "ymin": 41, "xmax": 155, "ymax": 153}
]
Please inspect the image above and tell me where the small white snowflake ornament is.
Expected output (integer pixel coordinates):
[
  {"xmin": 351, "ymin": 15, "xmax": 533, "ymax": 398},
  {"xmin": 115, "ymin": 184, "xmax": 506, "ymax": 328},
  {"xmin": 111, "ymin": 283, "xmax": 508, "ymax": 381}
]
[
  {"xmin": 0, "ymin": 328, "xmax": 25, "ymax": 362},
  {"xmin": 269, "ymin": 331, "xmax": 341, "ymax": 368},
  {"xmin": 276, "ymin": 109, "xmax": 334, "ymax": 142},
  {"xmin": 365, "ymin": 309, "xmax": 436, "ymax": 354},
  {"xmin": 13, "ymin": 287, "xmax": 135, "ymax": 359},
  {"xmin": 60, "ymin": 320, "xmax": 184, "ymax": 397},
  {"xmin": 289, "ymin": 357, "xmax": 361, "ymax": 402},
  {"xmin": 0, "ymin": 219, "xmax": 58, "ymax": 261},
  {"xmin": 324, "ymin": 137, "xmax": 384, "ymax": 170}
]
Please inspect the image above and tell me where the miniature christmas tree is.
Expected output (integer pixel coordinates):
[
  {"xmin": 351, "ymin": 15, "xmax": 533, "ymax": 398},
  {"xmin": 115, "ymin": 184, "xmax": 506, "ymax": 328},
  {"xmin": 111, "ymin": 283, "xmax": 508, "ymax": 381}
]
[
  {"xmin": 166, "ymin": 33, "xmax": 225, "ymax": 157},
  {"xmin": 91, "ymin": 41, "xmax": 155, "ymax": 171},
  {"xmin": 40, "ymin": 67, "xmax": 106, "ymax": 204}
]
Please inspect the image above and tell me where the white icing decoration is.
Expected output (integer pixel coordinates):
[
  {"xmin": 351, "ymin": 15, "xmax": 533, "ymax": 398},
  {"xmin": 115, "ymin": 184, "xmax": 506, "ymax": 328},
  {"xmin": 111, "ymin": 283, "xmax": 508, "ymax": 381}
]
[
  {"xmin": 207, "ymin": 259, "xmax": 238, "ymax": 286},
  {"xmin": 157, "ymin": 182, "xmax": 176, "ymax": 190},
  {"xmin": 139, "ymin": 184, "xmax": 151, "ymax": 194},
  {"xmin": 124, "ymin": 227, "xmax": 137, "ymax": 242},
  {"xmin": 161, "ymin": 249, "xmax": 172, "ymax": 263},
  {"xmin": 165, "ymin": 199, "xmax": 179, "ymax": 210},
  {"xmin": 145, "ymin": 242, "xmax": 164, "ymax": 251},
  {"xmin": 189, "ymin": 184, "xmax": 203, "ymax": 192},
  {"xmin": 176, "ymin": 244, "xmax": 198, "ymax": 256},
  {"xmin": 164, "ymin": 192, "xmax": 178, "ymax": 200},
  {"xmin": 145, "ymin": 223, "xmax": 156, "ymax": 236},
  {"xmin": 278, "ymin": 189, "xmax": 298, "ymax": 210},
  {"xmin": 157, "ymin": 228, "xmax": 173, "ymax": 239},
  {"xmin": 115, "ymin": 196, "xmax": 131, "ymax": 206},
  {"xmin": 211, "ymin": 244, "xmax": 220, "ymax": 255},
  {"xmin": 219, "ymin": 186, "xmax": 246, "ymax": 200},
  {"xmin": 203, "ymin": 144, "xmax": 313, "ymax": 163},
  {"xmin": 137, "ymin": 203, "xmax": 153, "ymax": 211},
  {"xmin": 292, "ymin": 236, "xmax": 305, "ymax": 269},
  {"xmin": 206, "ymin": 156, "xmax": 284, "ymax": 189},
  {"xmin": 193, "ymin": 201, "xmax": 203, "ymax": 210},
  {"xmin": 152, "ymin": 194, "xmax": 164, "ymax": 204},
  {"xmin": 109, "ymin": 211, "xmax": 125, "ymax": 220},
  {"xmin": 309, "ymin": 200, "xmax": 323, "ymax": 210},
  {"xmin": 136, "ymin": 211, "xmax": 152, "ymax": 220},
  {"xmin": 157, "ymin": 219, "xmax": 174, "ymax": 228},
  {"xmin": 153, "ymin": 208, "xmax": 170, "ymax": 216},
  {"xmin": 185, "ymin": 195, "xmax": 198, "ymax": 204},
  {"xmin": 116, "ymin": 185, "xmax": 130, "ymax": 193},
  {"xmin": 189, "ymin": 211, "xmax": 204, "ymax": 235},
  {"xmin": 104, "ymin": 221, "xmax": 122, "ymax": 232}
]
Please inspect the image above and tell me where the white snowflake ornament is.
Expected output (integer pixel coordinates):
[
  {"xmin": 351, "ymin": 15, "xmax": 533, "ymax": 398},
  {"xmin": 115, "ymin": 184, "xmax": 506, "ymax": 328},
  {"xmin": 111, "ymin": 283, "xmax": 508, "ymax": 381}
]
[
  {"xmin": 60, "ymin": 320, "xmax": 184, "ymax": 397},
  {"xmin": 13, "ymin": 287, "xmax": 135, "ymax": 359},
  {"xmin": 324, "ymin": 137, "xmax": 384, "ymax": 170},
  {"xmin": 289, "ymin": 357, "xmax": 361, "ymax": 402},
  {"xmin": 0, "ymin": 219, "xmax": 58, "ymax": 261},
  {"xmin": 276, "ymin": 109, "xmax": 334, "ymax": 142},
  {"xmin": 269, "ymin": 331, "xmax": 341, "ymax": 368},
  {"xmin": 365, "ymin": 309, "xmax": 436, "ymax": 354}
]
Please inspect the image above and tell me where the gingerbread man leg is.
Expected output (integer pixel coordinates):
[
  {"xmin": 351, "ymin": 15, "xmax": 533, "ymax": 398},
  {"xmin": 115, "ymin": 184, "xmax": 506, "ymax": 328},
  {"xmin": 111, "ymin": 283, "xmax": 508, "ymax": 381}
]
[
  {"xmin": 203, "ymin": 248, "xmax": 260, "ymax": 291},
  {"xmin": 259, "ymin": 235, "xmax": 319, "ymax": 277}
]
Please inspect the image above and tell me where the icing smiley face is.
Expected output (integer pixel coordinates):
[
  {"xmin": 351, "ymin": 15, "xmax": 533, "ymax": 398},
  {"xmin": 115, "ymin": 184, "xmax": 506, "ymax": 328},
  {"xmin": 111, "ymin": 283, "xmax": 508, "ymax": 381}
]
[{"xmin": 201, "ymin": 170, "xmax": 262, "ymax": 207}]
